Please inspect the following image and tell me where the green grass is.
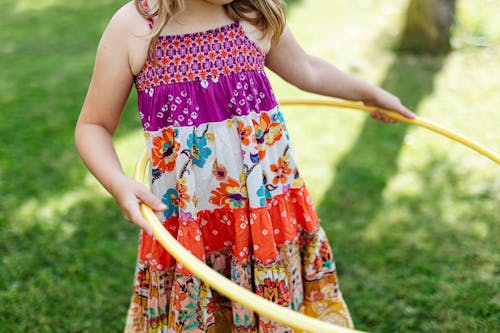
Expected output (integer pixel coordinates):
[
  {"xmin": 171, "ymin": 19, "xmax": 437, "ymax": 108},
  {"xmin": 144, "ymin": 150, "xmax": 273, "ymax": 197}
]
[{"xmin": 1, "ymin": 0, "xmax": 499, "ymax": 332}]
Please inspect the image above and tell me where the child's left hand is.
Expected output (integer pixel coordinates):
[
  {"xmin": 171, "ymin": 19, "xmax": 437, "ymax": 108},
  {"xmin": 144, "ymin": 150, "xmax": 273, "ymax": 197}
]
[{"xmin": 365, "ymin": 88, "xmax": 416, "ymax": 123}]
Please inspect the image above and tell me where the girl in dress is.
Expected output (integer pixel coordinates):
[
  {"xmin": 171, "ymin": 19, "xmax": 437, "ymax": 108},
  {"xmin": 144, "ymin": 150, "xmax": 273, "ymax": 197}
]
[{"xmin": 75, "ymin": 0, "xmax": 415, "ymax": 332}]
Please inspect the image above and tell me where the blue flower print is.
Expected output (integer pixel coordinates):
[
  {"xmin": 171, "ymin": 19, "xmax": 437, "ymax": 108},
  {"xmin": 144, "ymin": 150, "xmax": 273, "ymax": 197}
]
[
  {"xmin": 231, "ymin": 263, "xmax": 241, "ymax": 281},
  {"xmin": 272, "ymin": 111, "xmax": 290, "ymax": 140},
  {"xmin": 162, "ymin": 188, "xmax": 179, "ymax": 219},
  {"xmin": 187, "ymin": 133, "xmax": 212, "ymax": 168},
  {"xmin": 256, "ymin": 185, "xmax": 267, "ymax": 207}
]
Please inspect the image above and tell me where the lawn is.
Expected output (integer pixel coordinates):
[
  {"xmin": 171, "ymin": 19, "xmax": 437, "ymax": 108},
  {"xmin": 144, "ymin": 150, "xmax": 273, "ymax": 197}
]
[{"xmin": 1, "ymin": 0, "xmax": 499, "ymax": 332}]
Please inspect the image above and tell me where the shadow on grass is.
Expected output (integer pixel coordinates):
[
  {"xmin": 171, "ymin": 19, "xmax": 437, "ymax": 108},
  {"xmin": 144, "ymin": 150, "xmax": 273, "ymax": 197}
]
[
  {"xmin": 315, "ymin": 45, "xmax": 499, "ymax": 331},
  {"xmin": 315, "ymin": 48, "xmax": 449, "ymax": 329},
  {"xmin": 317, "ymin": 54, "xmax": 446, "ymax": 228},
  {"xmin": 0, "ymin": 196, "xmax": 140, "ymax": 332},
  {"xmin": 338, "ymin": 155, "xmax": 500, "ymax": 332}
]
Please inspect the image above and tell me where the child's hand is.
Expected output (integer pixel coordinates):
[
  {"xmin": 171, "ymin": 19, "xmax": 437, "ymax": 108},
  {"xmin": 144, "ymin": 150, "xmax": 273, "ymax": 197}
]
[
  {"xmin": 111, "ymin": 175, "xmax": 167, "ymax": 237},
  {"xmin": 365, "ymin": 88, "xmax": 416, "ymax": 123}
]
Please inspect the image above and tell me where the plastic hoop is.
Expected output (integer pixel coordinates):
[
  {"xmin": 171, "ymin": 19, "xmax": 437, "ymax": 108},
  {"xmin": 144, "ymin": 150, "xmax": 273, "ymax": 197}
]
[{"xmin": 279, "ymin": 98, "xmax": 499, "ymax": 165}]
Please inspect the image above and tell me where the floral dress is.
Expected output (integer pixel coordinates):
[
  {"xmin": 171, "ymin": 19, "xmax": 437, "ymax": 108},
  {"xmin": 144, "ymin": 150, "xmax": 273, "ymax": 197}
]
[{"xmin": 125, "ymin": 2, "xmax": 353, "ymax": 332}]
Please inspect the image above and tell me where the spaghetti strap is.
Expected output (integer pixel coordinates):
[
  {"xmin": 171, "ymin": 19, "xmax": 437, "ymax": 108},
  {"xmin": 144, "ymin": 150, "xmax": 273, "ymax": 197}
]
[{"xmin": 139, "ymin": 0, "xmax": 154, "ymax": 29}]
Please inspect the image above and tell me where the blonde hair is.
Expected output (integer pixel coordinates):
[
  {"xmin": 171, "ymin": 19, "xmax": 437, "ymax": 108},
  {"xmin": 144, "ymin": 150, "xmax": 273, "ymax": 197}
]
[{"xmin": 134, "ymin": 0, "xmax": 286, "ymax": 59}]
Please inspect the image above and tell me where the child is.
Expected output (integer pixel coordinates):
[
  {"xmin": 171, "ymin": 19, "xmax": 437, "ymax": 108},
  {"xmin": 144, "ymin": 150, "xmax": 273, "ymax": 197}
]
[{"xmin": 75, "ymin": 0, "xmax": 415, "ymax": 332}]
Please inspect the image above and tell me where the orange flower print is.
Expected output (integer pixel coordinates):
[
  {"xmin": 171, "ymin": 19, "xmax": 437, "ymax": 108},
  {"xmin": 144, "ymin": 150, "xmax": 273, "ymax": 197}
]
[
  {"xmin": 172, "ymin": 282, "xmax": 187, "ymax": 311},
  {"xmin": 209, "ymin": 177, "xmax": 248, "ymax": 209},
  {"xmin": 252, "ymin": 113, "xmax": 283, "ymax": 159},
  {"xmin": 270, "ymin": 157, "xmax": 291, "ymax": 185},
  {"xmin": 255, "ymin": 277, "xmax": 289, "ymax": 307},
  {"xmin": 176, "ymin": 180, "xmax": 190, "ymax": 210},
  {"xmin": 237, "ymin": 121, "xmax": 253, "ymax": 146},
  {"xmin": 151, "ymin": 127, "xmax": 179, "ymax": 173},
  {"xmin": 258, "ymin": 319, "xmax": 277, "ymax": 333}
]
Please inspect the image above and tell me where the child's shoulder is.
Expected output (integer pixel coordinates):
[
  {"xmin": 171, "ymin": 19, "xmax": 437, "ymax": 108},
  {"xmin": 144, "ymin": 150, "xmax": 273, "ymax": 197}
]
[
  {"xmin": 99, "ymin": 2, "xmax": 150, "ymax": 75},
  {"xmin": 105, "ymin": 1, "xmax": 149, "ymax": 39},
  {"xmin": 240, "ymin": 19, "xmax": 272, "ymax": 54}
]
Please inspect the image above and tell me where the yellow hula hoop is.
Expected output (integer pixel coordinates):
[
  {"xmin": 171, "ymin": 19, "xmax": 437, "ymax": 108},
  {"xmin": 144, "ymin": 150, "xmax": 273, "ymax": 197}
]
[
  {"xmin": 134, "ymin": 98, "xmax": 499, "ymax": 333},
  {"xmin": 279, "ymin": 98, "xmax": 500, "ymax": 165}
]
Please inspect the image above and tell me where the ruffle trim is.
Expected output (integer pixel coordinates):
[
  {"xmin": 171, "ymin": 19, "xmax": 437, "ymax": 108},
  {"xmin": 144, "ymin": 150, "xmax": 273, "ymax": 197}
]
[
  {"xmin": 139, "ymin": 185, "xmax": 319, "ymax": 272},
  {"xmin": 126, "ymin": 227, "xmax": 354, "ymax": 332}
]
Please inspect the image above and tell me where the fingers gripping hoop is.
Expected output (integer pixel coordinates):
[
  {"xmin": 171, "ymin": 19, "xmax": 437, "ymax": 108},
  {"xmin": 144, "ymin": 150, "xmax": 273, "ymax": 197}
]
[{"xmin": 134, "ymin": 98, "xmax": 499, "ymax": 333}]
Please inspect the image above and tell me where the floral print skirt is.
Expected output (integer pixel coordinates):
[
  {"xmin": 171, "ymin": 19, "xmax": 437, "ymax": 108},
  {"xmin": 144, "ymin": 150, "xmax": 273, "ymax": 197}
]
[{"xmin": 124, "ymin": 184, "xmax": 353, "ymax": 332}]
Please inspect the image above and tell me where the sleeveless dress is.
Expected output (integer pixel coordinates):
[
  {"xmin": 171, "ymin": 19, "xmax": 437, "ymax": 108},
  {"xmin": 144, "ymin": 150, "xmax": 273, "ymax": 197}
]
[{"xmin": 125, "ymin": 2, "xmax": 353, "ymax": 332}]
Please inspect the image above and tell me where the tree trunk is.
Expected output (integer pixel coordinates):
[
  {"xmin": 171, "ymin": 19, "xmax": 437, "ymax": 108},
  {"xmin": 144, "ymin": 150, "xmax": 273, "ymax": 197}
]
[{"xmin": 398, "ymin": 0, "xmax": 456, "ymax": 54}]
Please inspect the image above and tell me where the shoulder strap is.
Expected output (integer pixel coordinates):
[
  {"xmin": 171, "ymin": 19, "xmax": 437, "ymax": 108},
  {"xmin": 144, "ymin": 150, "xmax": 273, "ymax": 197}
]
[{"xmin": 139, "ymin": 0, "xmax": 154, "ymax": 30}]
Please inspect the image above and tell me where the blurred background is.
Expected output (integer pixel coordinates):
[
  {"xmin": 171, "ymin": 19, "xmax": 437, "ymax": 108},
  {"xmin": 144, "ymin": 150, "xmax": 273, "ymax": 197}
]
[{"xmin": 1, "ymin": 0, "xmax": 499, "ymax": 331}]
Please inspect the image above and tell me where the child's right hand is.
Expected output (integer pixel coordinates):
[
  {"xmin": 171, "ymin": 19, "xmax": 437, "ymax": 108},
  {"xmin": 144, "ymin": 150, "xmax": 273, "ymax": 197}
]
[{"xmin": 110, "ymin": 175, "xmax": 167, "ymax": 237}]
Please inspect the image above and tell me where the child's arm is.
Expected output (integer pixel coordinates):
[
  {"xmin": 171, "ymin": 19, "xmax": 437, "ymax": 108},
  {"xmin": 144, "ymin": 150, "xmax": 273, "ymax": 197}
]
[
  {"xmin": 265, "ymin": 25, "xmax": 415, "ymax": 121},
  {"xmin": 75, "ymin": 5, "xmax": 164, "ymax": 236}
]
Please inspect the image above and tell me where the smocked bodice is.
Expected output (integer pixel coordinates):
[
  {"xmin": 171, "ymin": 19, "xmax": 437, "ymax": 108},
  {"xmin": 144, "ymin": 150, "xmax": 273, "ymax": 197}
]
[
  {"xmin": 134, "ymin": 21, "xmax": 277, "ymax": 132},
  {"xmin": 135, "ymin": 21, "xmax": 265, "ymax": 88}
]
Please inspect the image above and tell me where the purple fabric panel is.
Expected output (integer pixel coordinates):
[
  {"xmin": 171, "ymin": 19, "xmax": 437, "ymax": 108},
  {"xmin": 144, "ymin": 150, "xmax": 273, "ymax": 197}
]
[{"xmin": 138, "ymin": 70, "xmax": 278, "ymax": 131}]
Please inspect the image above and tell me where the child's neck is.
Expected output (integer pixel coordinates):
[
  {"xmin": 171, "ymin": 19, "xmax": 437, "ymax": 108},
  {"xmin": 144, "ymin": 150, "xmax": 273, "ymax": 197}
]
[
  {"xmin": 160, "ymin": 1, "xmax": 232, "ymax": 36},
  {"xmin": 175, "ymin": 1, "xmax": 230, "ymax": 27},
  {"xmin": 183, "ymin": 0, "xmax": 224, "ymax": 14}
]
